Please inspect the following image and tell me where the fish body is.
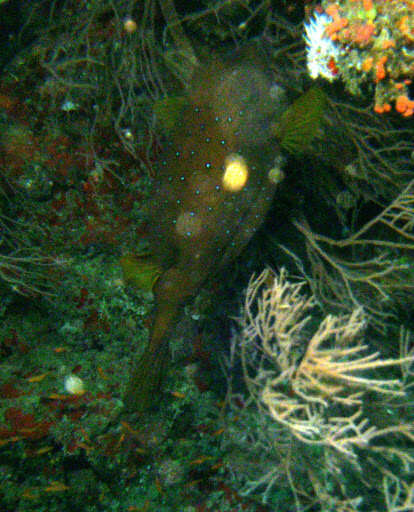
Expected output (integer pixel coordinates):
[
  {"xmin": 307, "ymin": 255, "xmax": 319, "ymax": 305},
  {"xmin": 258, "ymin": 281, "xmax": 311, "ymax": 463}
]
[
  {"xmin": 123, "ymin": 44, "xmax": 323, "ymax": 413},
  {"xmin": 151, "ymin": 56, "xmax": 283, "ymax": 283}
]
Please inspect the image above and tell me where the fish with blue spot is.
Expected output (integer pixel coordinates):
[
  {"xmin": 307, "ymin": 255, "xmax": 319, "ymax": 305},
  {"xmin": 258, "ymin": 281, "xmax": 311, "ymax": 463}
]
[{"xmin": 121, "ymin": 41, "xmax": 325, "ymax": 413}]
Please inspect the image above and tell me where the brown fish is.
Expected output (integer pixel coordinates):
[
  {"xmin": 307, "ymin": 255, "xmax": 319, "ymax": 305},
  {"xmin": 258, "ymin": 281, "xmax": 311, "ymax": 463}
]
[{"xmin": 122, "ymin": 43, "xmax": 325, "ymax": 413}]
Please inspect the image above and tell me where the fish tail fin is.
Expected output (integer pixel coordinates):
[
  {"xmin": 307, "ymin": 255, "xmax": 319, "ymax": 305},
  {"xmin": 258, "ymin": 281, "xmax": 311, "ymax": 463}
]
[
  {"xmin": 123, "ymin": 297, "xmax": 179, "ymax": 414},
  {"xmin": 123, "ymin": 341, "xmax": 170, "ymax": 414}
]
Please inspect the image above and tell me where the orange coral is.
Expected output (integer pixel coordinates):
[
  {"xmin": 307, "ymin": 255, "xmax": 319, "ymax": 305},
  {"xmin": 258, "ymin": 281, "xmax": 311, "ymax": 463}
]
[
  {"xmin": 398, "ymin": 15, "xmax": 414, "ymax": 42},
  {"xmin": 362, "ymin": 56, "xmax": 374, "ymax": 72},
  {"xmin": 374, "ymin": 103, "xmax": 391, "ymax": 114},
  {"xmin": 382, "ymin": 39, "xmax": 396, "ymax": 50},
  {"xmin": 326, "ymin": 17, "xmax": 349, "ymax": 40},
  {"xmin": 314, "ymin": 1, "xmax": 414, "ymax": 117},
  {"xmin": 363, "ymin": 0, "xmax": 373, "ymax": 10},
  {"xmin": 351, "ymin": 22, "xmax": 376, "ymax": 45},
  {"xmin": 398, "ymin": 15, "xmax": 409, "ymax": 36},
  {"xmin": 375, "ymin": 55, "xmax": 387, "ymax": 82},
  {"xmin": 325, "ymin": 3, "xmax": 348, "ymax": 40},
  {"xmin": 325, "ymin": 3, "xmax": 340, "ymax": 20},
  {"xmin": 395, "ymin": 95, "xmax": 414, "ymax": 116}
]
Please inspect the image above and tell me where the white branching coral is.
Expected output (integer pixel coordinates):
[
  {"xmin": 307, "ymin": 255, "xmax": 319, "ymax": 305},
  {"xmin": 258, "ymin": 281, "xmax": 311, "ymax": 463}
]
[
  {"xmin": 239, "ymin": 268, "xmax": 413, "ymax": 458},
  {"xmin": 221, "ymin": 268, "xmax": 414, "ymax": 509},
  {"xmin": 304, "ymin": 12, "xmax": 340, "ymax": 81}
]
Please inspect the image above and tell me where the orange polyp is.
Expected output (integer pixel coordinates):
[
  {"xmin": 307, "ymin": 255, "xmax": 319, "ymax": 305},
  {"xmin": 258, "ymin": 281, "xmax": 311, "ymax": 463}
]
[
  {"xmin": 398, "ymin": 16, "xmax": 410, "ymax": 37},
  {"xmin": 353, "ymin": 22, "xmax": 376, "ymax": 45},
  {"xmin": 395, "ymin": 95, "xmax": 409, "ymax": 113},
  {"xmin": 375, "ymin": 56, "xmax": 387, "ymax": 82},
  {"xmin": 374, "ymin": 102, "xmax": 391, "ymax": 114},
  {"xmin": 325, "ymin": 4, "xmax": 340, "ymax": 21},
  {"xmin": 327, "ymin": 57, "xmax": 339, "ymax": 76},
  {"xmin": 326, "ymin": 18, "xmax": 348, "ymax": 38},
  {"xmin": 382, "ymin": 39, "xmax": 396, "ymax": 50},
  {"xmin": 362, "ymin": 56, "xmax": 374, "ymax": 72}
]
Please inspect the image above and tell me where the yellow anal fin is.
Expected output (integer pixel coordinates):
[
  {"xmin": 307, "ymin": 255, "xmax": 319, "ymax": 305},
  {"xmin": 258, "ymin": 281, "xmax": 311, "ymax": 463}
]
[{"xmin": 120, "ymin": 253, "xmax": 162, "ymax": 292}]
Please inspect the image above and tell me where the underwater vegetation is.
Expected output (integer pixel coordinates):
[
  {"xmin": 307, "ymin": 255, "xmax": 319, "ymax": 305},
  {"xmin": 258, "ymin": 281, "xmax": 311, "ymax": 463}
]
[{"xmin": 0, "ymin": 0, "xmax": 413, "ymax": 510}]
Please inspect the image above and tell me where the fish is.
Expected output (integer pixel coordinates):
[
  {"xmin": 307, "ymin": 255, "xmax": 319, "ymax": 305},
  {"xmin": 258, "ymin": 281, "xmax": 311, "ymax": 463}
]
[{"xmin": 121, "ymin": 41, "xmax": 325, "ymax": 414}]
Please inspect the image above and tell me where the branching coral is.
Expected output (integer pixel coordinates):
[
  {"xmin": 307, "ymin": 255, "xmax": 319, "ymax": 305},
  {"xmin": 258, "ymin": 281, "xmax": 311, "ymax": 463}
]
[
  {"xmin": 221, "ymin": 267, "xmax": 414, "ymax": 510},
  {"xmin": 287, "ymin": 175, "xmax": 414, "ymax": 330},
  {"xmin": 0, "ymin": 204, "xmax": 63, "ymax": 297},
  {"xmin": 32, "ymin": 0, "xmax": 162, "ymax": 171},
  {"xmin": 281, "ymin": 83, "xmax": 414, "ymax": 330}
]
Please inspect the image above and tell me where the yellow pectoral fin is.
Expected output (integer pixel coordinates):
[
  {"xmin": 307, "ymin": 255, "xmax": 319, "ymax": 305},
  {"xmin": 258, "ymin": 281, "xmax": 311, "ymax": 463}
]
[
  {"xmin": 273, "ymin": 86, "xmax": 326, "ymax": 154},
  {"xmin": 120, "ymin": 253, "xmax": 162, "ymax": 292}
]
